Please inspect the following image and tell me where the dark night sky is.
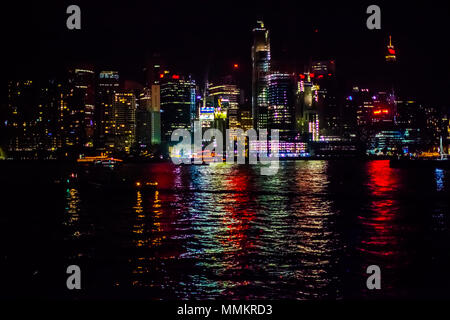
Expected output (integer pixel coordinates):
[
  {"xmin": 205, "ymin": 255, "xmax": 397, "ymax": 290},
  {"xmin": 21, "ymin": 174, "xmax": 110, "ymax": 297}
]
[{"xmin": 1, "ymin": 0, "xmax": 450, "ymax": 106}]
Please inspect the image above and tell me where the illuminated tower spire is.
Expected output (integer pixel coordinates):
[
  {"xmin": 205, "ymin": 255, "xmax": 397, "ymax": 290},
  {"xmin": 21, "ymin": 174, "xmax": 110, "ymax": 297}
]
[{"xmin": 385, "ymin": 35, "xmax": 396, "ymax": 62}]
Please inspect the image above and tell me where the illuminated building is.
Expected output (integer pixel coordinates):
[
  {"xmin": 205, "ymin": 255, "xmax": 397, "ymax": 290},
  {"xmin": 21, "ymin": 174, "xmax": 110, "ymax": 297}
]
[
  {"xmin": 133, "ymin": 85, "xmax": 161, "ymax": 149},
  {"xmin": 296, "ymin": 72, "xmax": 319, "ymax": 141},
  {"xmin": 239, "ymin": 110, "xmax": 253, "ymax": 132},
  {"xmin": 295, "ymin": 60, "xmax": 340, "ymax": 143},
  {"xmin": 367, "ymin": 130, "xmax": 403, "ymax": 156},
  {"xmin": 96, "ymin": 71, "xmax": 119, "ymax": 152},
  {"xmin": 6, "ymin": 79, "xmax": 64, "ymax": 159},
  {"xmin": 112, "ymin": 92, "xmax": 136, "ymax": 153},
  {"xmin": 370, "ymin": 92, "xmax": 396, "ymax": 125},
  {"xmin": 208, "ymin": 83, "xmax": 241, "ymax": 130},
  {"xmin": 267, "ymin": 72, "xmax": 296, "ymax": 140},
  {"xmin": 38, "ymin": 80, "xmax": 61, "ymax": 153},
  {"xmin": 7, "ymin": 80, "xmax": 40, "ymax": 153},
  {"xmin": 135, "ymin": 88, "xmax": 152, "ymax": 151},
  {"xmin": 65, "ymin": 68, "xmax": 96, "ymax": 150},
  {"xmin": 251, "ymin": 20, "xmax": 271, "ymax": 129},
  {"xmin": 214, "ymin": 97, "xmax": 228, "ymax": 135},
  {"xmin": 150, "ymin": 84, "xmax": 161, "ymax": 145},
  {"xmin": 311, "ymin": 60, "xmax": 339, "ymax": 137},
  {"xmin": 199, "ymin": 103, "xmax": 215, "ymax": 129},
  {"xmin": 160, "ymin": 73, "xmax": 196, "ymax": 143}
]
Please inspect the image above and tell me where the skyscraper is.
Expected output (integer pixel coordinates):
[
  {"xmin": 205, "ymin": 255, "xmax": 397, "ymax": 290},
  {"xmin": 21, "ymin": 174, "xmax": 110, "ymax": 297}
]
[
  {"xmin": 311, "ymin": 60, "xmax": 339, "ymax": 136},
  {"xmin": 6, "ymin": 79, "xmax": 66, "ymax": 159},
  {"xmin": 267, "ymin": 72, "xmax": 296, "ymax": 140},
  {"xmin": 160, "ymin": 74, "xmax": 196, "ymax": 143},
  {"xmin": 135, "ymin": 88, "xmax": 152, "ymax": 151},
  {"xmin": 96, "ymin": 70, "xmax": 120, "ymax": 152},
  {"xmin": 6, "ymin": 80, "xmax": 39, "ymax": 154},
  {"xmin": 112, "ymin": 92, "xmax": 136, "ymax": 153},
  {"xmin": 65, "ymin": 67, "xmax": 96, "ymax": 150},
  {"xmin": 150, "ymin": 84, "xmax": 161, "ymax": 145},
  {"xmin": 251, "ymin": 20, "xmax": 271, "ymax": 129}
]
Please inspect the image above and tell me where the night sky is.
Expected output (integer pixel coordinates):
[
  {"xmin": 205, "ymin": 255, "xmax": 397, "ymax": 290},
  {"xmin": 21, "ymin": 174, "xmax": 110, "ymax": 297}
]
[{"xmin": 2, "ymin": 1, "xmax": 450, "ymax": 106}]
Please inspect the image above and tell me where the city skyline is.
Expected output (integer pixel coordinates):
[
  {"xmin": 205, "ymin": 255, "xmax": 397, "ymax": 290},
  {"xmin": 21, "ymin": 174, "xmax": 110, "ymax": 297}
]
[{"xmin": 2, "ymin": 12, "xmax": 450, "ymax": 161}]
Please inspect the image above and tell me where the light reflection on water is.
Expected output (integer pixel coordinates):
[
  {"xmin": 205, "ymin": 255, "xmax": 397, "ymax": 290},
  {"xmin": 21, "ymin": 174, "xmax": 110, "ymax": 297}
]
[{"xmin": 58, "ymin": 160, "xmax": 450, "ymax": 299}]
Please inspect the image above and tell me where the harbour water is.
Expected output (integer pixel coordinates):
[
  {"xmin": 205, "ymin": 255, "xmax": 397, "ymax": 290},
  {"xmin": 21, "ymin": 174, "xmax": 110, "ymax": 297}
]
[{"xmin": 1, "ymin": 160, "xmax": 450, "ymax": 299}]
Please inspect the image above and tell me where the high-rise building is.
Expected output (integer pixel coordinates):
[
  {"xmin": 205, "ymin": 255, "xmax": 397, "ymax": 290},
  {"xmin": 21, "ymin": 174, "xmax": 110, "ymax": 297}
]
[
  {"xmin": 296, "ymin": 60, "xmax": 339, "ymax": 141},
  {"xmin": 150, "ymin": 84, "xmax": 161, "ymax": 145},
  {"xmin": 6, "ymin": 79, "xmax": 62, "ymax": 158},
  {"xmin": 112, "ymin": 92, "xmax": 136, "ymax": 153},
  {"xmin": 296, "ymin": 72, "xmax": 319, "ymax": 141},
  {"xmin": 267, "ymin": 72, "xmax": 296, "ymax": 140},
  {"xmin": 251, "ymin": 20, "xmax": 271, "ymax": 129},
  {"xmin": 239, "ymin": 110, "xmax": 253, "ymax": 132},
  {"xmin": 208, "ymin": 83, "xmax": 241, "ymax": 130},
  {"xmin": 6, "ymin": 80, "xmax": 39, "ymax": 154},
  {"xmin": 160, "ymin": 74, "xmax": 196, "ymax": 143},
  {"xmin": 96, "ymin": 71, "xmax": 119, "ymax": 152},
  {"xmin": 135, "ymin": 88, "xmax": 152, "ymax": 151},
  {"xmin": 65, "ymin": 68, "xmax": 96, "ymax": 150},
  {"xmin": 311, "ymin": 60, "xmax": 339, "ymax": 136}
]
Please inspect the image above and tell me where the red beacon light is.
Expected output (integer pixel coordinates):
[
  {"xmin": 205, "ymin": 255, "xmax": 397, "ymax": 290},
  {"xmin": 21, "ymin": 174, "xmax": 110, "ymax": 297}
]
[
  {"xmin": 172, "ymin": 74, "xmax": 180, "ymax": 79},
  {"xmin": 233, "ymin": 64, "xmax": 239, "ymax": 69}
]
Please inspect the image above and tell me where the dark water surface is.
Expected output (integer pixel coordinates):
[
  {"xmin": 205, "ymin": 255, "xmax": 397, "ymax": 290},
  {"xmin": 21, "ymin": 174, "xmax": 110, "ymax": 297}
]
[{"xmin": 1, "ymin": 160, "xmax": 450, "ymax": 300}]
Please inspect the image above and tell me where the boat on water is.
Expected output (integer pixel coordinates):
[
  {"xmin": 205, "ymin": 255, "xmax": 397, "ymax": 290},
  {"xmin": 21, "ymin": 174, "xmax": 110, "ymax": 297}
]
[
  {"xmin": 77, "ymin": 155, "xmax": 123, "ymax": 168},
  {"xmin": 65, "ymin": 160, "xmax": 158, "ymax": 192}
]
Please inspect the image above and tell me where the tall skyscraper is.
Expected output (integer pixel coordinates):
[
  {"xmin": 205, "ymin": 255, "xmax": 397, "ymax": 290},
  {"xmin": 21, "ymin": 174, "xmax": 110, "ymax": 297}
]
[
  {"xmin": 267, "ymin": 72, "xmax": 296, "ymax": 140},
  {"xmin": 311, "ymin": 60, "xmax": 339, "ymax": 136},
  {"xmin": 6, "ymin": 80, "xmax": 39, "ymax": 154},
  {"xmin": 65, "ymin": 67, "xmax": 96, "ymax": 150},
  {"xmin": 112, "ymin": 92, "xmax": 136, "ymax": 153},
  {"xmin": 296, "ymin": 72, "xmax": 319, "ymax": 141},
  {"xmin": 135, "ymin": 88, "xmax": 152, "ymax": 151},
  {"xmin": 296, "ymin": 60, "xmax": 339, "ymax": 141},
  {"xmin": 160, "ymin": 73, "xmax": 196, "ymax": 143},
  {"xmin": 150, "ymin": 84, "xmax": 161, "ymax": 145},
  {"xmin": 96, "ymin": 71, "xmax": 120, "ymax": 152},
  {"xmin": 251, "ymin": 20, "xmax": 271, "ymax": 129}
]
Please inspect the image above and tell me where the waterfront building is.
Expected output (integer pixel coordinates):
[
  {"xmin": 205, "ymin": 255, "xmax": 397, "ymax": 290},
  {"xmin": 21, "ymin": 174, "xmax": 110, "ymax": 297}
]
[
  {"xmin": 112, "ymin": 92, "xmax": 136, "ymax": 153},
  {"xmin": 96, "ymin": 71, "xmax": 120, "ymax": 152},
  {"xmin": 251, "ymin": 20, "xmax": 271, "ymax": 129},
  {"xmin": 267, "ymin": 72, "xmax": 296, "ymax": 140},
  {"xmin": 160, "ymin": 73, "xmax": 196, "ymax": 143}
]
